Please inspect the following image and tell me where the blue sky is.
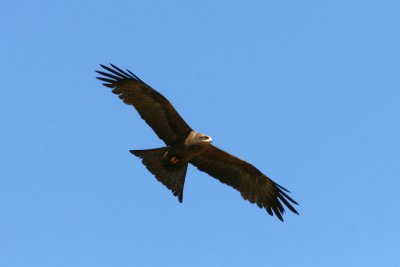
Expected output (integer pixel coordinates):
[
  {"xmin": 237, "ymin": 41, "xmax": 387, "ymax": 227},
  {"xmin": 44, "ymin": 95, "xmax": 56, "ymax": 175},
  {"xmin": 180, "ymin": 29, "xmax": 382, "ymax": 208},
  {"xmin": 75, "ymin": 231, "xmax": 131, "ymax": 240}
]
[{"xmin": 1, "ymin": 0, "xmax": 399, "ymax": 266}]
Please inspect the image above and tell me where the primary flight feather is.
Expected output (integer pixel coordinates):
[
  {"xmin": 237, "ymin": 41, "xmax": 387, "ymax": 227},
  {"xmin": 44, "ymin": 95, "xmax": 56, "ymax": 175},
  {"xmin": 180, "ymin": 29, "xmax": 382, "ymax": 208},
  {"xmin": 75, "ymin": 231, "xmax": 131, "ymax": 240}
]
[{"xmin": 96, "ymin": 64, "xmax": 299, "ymax": 221}]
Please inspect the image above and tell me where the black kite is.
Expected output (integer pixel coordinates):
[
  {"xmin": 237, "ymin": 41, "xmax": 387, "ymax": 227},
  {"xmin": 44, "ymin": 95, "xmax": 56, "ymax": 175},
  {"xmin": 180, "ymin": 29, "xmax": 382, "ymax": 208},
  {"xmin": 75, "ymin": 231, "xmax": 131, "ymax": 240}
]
[{"xmin": 96, "ymin": 64, "xmax": 299, "ymax": 221}]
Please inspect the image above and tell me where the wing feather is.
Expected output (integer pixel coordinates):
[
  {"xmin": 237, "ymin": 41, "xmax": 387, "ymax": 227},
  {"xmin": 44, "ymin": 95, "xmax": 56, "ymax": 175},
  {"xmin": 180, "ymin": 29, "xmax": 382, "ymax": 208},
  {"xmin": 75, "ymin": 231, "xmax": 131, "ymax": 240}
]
[
  {"xmin": 96, "ymin": 64, "xmax": 192, "ymax": 145},
  {"xmin": 190, "ymin": 145, "xmax": 299, "ymax": 221}
]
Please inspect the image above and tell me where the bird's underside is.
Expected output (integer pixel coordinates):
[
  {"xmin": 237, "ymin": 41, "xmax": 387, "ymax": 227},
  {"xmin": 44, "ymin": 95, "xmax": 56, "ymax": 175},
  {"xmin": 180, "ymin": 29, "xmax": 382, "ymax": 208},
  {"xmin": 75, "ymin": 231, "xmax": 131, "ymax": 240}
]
[{"xmin": 96, "ymin": 64, "xmax": 299, "ymax": 221}]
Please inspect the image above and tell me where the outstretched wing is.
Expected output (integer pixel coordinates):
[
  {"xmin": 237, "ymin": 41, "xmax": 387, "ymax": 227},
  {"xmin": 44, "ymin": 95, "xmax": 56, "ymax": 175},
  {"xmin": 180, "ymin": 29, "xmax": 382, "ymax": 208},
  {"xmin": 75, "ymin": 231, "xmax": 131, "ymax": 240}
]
[
  {"xmin": 96, "ymin": 64, "xmax": 192, "ymax": 146},
  {"xmin": 190, "ymin": 145, "xmax": 299, "ymax": 221}
]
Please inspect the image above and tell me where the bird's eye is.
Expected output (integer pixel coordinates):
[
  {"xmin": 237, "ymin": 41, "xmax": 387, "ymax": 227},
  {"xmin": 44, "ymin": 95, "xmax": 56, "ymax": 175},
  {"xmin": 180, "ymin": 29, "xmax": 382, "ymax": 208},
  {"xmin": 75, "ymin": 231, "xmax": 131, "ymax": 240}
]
[{"xmin": 202, "ymin": 136, "xmax": 208, "ymax": 139}]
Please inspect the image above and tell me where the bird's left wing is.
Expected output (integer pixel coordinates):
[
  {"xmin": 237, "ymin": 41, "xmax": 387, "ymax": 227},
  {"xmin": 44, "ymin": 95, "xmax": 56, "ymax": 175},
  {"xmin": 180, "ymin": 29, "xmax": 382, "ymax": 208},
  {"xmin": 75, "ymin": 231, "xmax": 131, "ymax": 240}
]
[
  {"xmin": 190, "ymin": 145, "xmax": 299, "ymax": 221},
  {"xmin": 96, "ymin": 64, "xmax": 192, "ymax": 146}
]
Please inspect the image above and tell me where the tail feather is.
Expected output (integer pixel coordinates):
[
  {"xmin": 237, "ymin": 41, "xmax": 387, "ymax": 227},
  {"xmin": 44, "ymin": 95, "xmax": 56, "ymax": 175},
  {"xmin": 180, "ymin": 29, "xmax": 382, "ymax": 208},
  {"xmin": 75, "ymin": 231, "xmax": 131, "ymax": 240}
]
[{"xmin": 130, "ymin": 148, "xmax": 188, "ymax": 202}]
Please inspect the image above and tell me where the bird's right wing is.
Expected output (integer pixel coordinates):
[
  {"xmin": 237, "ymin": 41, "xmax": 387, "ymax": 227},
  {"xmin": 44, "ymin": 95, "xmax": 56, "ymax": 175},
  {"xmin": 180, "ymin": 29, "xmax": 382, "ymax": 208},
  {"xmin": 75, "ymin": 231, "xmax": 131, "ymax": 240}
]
[
  {"xmin": 190, "ymin": 145, "xmax": 299, "ymax": 221},
  {"xmin": 96, "ymin": 64, "xmax": 192, "ymax": 146}
]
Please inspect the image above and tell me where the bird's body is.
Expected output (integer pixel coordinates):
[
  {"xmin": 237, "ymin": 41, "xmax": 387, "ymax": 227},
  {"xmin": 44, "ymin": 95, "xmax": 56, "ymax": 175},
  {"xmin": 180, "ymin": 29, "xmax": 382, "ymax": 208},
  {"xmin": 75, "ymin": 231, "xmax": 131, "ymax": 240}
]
[
  {"xmin": 178, "ymin": 131, "xmax": 214, "ymax": 161},
  {"xmin": 96, "ymin": 64, "xmax": 299, "ymax": 221},
  {"xmin": 164, "ymin": 130, "xmax": 213, "ymax": 165}
]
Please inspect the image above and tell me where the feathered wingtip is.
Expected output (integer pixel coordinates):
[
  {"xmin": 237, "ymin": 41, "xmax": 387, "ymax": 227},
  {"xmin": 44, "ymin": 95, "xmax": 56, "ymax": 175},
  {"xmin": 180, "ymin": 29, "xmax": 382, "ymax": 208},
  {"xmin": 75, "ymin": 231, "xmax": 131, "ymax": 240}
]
[
  {"xmin": 95, "ymin": 63, "xmax": 144, "ymax": 88},
  {"xmin": 268, "ymin": 182, "xmax": 299, "ymax": 222}
]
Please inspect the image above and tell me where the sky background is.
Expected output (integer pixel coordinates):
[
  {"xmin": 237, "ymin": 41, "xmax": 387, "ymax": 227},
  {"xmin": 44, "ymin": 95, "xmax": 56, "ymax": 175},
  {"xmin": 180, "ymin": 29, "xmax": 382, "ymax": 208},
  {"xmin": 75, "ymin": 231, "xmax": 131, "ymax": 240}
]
[{"xmin": 1, "ymin": 1, "xmax": 400, "ymax": 266}]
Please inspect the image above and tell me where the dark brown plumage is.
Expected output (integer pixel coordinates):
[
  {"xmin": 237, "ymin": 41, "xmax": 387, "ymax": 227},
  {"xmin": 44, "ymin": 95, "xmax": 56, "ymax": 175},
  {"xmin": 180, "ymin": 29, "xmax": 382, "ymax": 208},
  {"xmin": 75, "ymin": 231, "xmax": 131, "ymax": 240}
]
[{"xmin": 96, "ymin": 64, "xmax": 299, "ymax": 221}]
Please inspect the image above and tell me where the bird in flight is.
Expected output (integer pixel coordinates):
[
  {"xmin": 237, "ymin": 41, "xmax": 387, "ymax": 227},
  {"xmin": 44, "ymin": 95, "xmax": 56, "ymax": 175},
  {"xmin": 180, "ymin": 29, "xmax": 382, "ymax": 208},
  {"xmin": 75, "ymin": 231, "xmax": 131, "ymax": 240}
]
[{"xmin": 96, "ymin": 64, "xmax": 299, "ymax": 221}]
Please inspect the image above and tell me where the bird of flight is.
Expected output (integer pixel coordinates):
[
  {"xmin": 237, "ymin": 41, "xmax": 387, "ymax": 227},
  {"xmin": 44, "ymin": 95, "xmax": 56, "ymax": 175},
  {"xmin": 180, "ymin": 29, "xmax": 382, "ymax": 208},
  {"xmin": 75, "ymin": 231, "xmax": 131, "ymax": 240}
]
[{"xmin": 96, "ymin": 64, "xmax": 299, "ymax": 221}]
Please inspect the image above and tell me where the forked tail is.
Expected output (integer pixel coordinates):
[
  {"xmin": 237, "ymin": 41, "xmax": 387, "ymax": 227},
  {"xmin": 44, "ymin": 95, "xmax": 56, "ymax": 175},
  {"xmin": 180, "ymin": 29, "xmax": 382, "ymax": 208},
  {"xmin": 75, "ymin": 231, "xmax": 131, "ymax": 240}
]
[{"xmin": 130, "ymin": 148, "xmax": 188, "ymax": 202}]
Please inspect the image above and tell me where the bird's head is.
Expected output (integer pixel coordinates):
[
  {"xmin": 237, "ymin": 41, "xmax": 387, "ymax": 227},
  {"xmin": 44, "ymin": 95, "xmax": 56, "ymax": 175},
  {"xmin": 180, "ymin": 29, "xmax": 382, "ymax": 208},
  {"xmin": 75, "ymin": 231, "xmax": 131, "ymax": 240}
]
[{"xmin": 191, "ymin": 132, "xmax": 213, "ymax": 145}]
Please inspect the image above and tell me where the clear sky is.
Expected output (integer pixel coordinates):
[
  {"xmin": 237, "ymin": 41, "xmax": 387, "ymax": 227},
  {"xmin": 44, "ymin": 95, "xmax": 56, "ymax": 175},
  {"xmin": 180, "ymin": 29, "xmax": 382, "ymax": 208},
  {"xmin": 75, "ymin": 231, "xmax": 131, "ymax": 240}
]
[{"xmin": 1, "ymin": 1, "xmax": 399, "ymax": 266}]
